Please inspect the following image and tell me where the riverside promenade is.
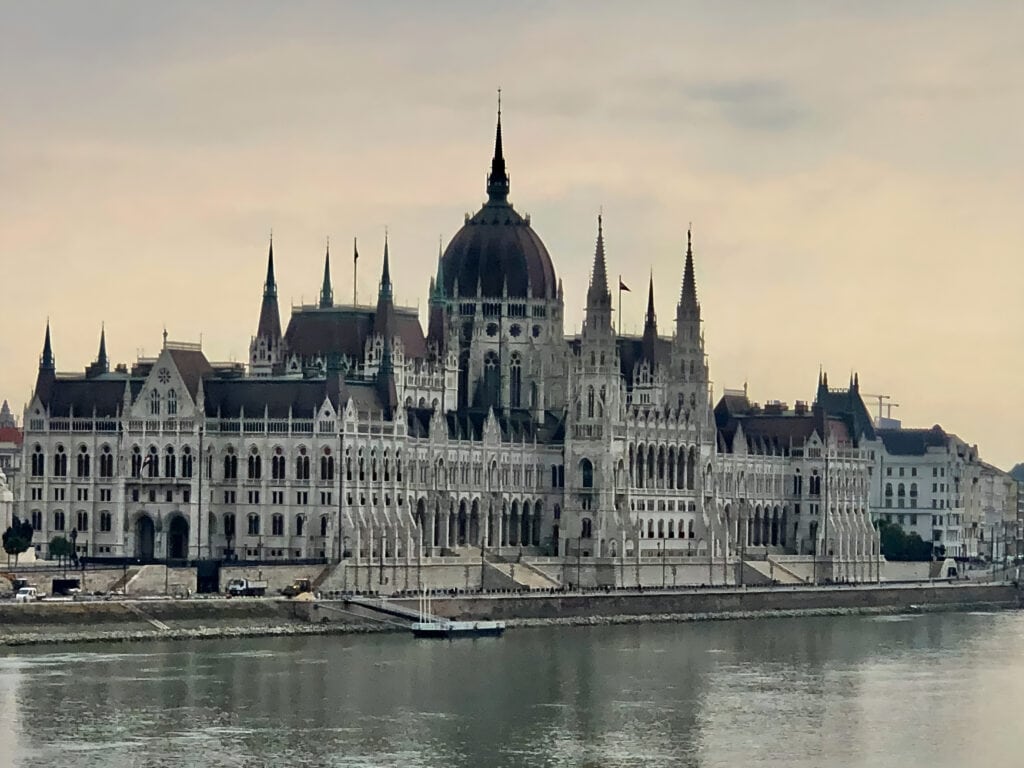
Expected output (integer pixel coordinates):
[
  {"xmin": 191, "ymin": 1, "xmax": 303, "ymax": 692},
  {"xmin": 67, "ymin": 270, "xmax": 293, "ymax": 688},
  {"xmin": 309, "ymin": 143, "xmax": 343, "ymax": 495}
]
[{"xmin": 0, "ymin": 580, "xmax": 1017, "ymax": 647}]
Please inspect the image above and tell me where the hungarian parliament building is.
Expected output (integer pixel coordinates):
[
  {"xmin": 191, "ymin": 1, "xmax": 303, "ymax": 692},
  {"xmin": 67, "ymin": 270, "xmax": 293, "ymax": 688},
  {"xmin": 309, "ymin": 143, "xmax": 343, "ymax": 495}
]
[{"xmin": 16, "ymin": 111, "xmax": 886, "ymax": 585}]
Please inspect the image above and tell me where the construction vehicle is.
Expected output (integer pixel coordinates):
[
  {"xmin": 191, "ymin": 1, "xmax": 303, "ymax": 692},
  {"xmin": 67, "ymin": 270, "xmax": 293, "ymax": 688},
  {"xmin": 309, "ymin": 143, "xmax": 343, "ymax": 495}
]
[
  {"xmin": 1, "ymin": 573, "xmax": 29, "ymax": 593},
  {"xmin": 280, "ymin": 578, "xmax": 313, "ymax": 598},
  {"xmin": 226, "ymin": 578, "xmax": 268, "ymax": 597}
]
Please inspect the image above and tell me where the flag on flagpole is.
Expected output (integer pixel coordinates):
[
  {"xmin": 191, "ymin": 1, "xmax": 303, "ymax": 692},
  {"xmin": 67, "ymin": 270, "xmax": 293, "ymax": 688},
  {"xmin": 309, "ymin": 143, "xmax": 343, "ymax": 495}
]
[
  {"xmin": 353, "ymin": 238, "xmax": 359, "ymax": 262},
  {"xmin": 619, "ymin": 279, "xmax": 630, "ymax": 292}
]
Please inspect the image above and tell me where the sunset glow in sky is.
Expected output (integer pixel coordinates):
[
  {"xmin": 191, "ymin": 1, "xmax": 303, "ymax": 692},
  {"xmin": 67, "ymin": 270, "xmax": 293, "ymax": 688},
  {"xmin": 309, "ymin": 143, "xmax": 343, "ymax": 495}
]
[{"xmin": 2, "ymin": 2, "xmax": 1022, "ymax": 468}]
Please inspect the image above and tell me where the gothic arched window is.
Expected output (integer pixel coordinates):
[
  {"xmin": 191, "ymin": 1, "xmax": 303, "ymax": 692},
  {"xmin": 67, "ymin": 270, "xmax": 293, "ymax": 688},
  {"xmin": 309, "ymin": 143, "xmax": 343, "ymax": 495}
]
[
  {"xmin": 166, "ymin": 389, "xmax": 177, "ymax": 415},
  {"xmin": 587, "ymin": 386, "xmax": 595, "ymax": 418},
  {"xmin": 149, "ymin": 389, "xmax": 161, "ymax": 416},
  {"xmin": 509, "ymin": 353, "xmax": 522, "ymax": 408},
  {"xmin": 483, "ymin": 351, "xmax": 500, "ymax": 407}
]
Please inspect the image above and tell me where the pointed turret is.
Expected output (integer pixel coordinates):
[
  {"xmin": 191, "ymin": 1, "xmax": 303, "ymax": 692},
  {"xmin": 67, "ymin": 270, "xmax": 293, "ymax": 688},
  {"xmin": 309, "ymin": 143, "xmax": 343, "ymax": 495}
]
[
  {"xmin": 0, "ymin": 399, "xmax": 14, "ymax": 429},
  {"xmin": 641, "ymin": 273, "xmax": 658, "ymax": 365},
  {"xmin": 486, "ymin": 92, "xmax": 510, "ymax": 204},
  {"xmin": 427, "ymin": 238, "xmax": 447, "ymax": 354},
  {"xmin": 319, "ymin": 242, "xmax": 333, "ymax": 309},
  {"xmin": 251, "ymin": 236, "xmax": 283, "ymax": 377},
  {"xmin": 584, "ymin": 213, "xmax": 613, "ymax": 333},
  {"xmin": 34, "ymin": 321, "xmax": 56, "ymax": 406},
  {"xmin": 86, "ymin": 325, "xmax": 109, "ymax": 378},
  {"xmin": 40, "ymin": 321, "xmax": 54, "ymax": 372},
  {"xmin": 374, "ymin": 234, "xmax": 396, "ymax": 340},
  {"xmin": 97, "ymin": 325, "xmax": 108, "ymax": 370},
  {"xmin": 677, "ymin": 226, "xmax": 700, "ymax": 323}
]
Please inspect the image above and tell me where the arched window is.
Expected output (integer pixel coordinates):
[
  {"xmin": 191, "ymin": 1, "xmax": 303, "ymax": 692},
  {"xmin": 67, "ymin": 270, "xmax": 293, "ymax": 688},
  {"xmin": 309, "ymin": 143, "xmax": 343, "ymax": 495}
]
[
  {"xmin": 688, "ymin": 519, "xmax": 695, "ymax": 539},
  {"xmin": 181, "ymin": 446, "xmax": 193, "ymax": 478},
  {"xmin": 371, "ymin": 450, "xmax": 378, "ymax": 482},
  {"xmin": 76, "ymin": 446, "xmax": 90, "ymax": 478},
  {"xmin": 320, "ymin": 449, "xmax": 334, "ymax": 481},
  {"xmin": 76, "ymin": 511, "xmax": 88, "ymax": 532},
  {"xmin": 53, "ymin": 511, "xmax": 66, "ymax": 531},
  {"xmin": 271, "ymin": 513, "xmax": 284, "ymax": 536},
  {"xmin": 296, "ymin": 448, "xmax": 310, "ymax": 481},
  {"xmin": 247, "ymin": 514, "xmax": 260, "ymax": 536},
  {"xmin": 667, "ymin": 519, "xmax": 675, "ymax": 538},
  {"xmin": 345, "ymin": 449, "xmax": 352, "ymax": 481},
  {"xmin": 581, "ymin": 518, "xmax": 593, "ymax": 539},
  {"xmin": 395, "ymin": 450, "xmax": 403, "ymax": 482},
  {"xmin": 53, "ymin": 445, "xmax": 68, "ymax": 477},
  {"xmin": 149, "ymin": 389, "xmax": 160, "ymax": 416},
  {"xmin": 657, "ymin": 519, "xmax": 665, "ymax": 538},
  {"xmin": 247, "ymin": 449, "xmax": 261, "ymax": 480},
  {"xmin": 100, "ymin": 511, "xmax": 112, "ymax": 532},
  {"xmin": 131, "ymin": 446, "xmax": 142, "ymax": 478},
  {"xmin": 223, "ymin": 448, "xmax": 238, "ymax": 480},
  {"xmin": 580, "ymin": 458, "xmax": 594, "ymax": 488},
  {"xmin": 483, "ymin": 351, "xmax": 500, "ymax": 407},
  {"xmin": 320, "ymin": 515, "xmax": 329, "ymax": 537},
  {"xmin": 31, "ymin": 445, "xmax": 44, "ymax": 477},
  {"xmin": 587, "ymin": 386, "xmax": 595, "ymax": 418},
  {"xmin": 31, "ymin": 510, "xmax": 42, "ymax": 531},
  {"xmin": 509, "ymin": 353, "xmax": 522, "ymax": 408},
  {"xmin": 166, "ymin": 389, "xmax": 177, "ymax": 415},
  {"xmin": 99, "ymin": 445, "xmax": 114, "ymax": 478},
  {"xmin": 223, "ymin": 513, "xmax": 236, "ymax": 538},
  {"xmin": 295, "ymin": 515, "xmax": 305, "ymax": 537},
  {"xmin": 147, "ymin": 446, "xmax": 159, "ymax": 478},
  {"xmin": 164, "ymin": 446, "xmax": 176, "ymax": 478}
]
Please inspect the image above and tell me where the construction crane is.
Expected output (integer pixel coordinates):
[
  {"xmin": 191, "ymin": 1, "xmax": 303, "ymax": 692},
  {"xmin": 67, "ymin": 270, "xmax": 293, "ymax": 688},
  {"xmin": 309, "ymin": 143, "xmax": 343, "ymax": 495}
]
[{"xmin": 861, "ymin": 393, "xmax": 900, "ymax": 422}]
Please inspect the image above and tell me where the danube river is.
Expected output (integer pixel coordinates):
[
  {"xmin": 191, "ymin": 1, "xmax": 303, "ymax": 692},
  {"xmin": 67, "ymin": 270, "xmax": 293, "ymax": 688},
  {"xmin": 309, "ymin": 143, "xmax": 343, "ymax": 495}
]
[{"xmin": 1, "ymin": 611, "xmax": 1023, "ymax": 767}]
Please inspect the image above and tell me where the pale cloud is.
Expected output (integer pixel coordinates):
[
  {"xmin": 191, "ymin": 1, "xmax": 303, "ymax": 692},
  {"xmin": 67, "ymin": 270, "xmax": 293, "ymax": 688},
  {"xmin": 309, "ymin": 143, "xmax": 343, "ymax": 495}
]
[{"xmin": 1, "ymin": 1, "xmax": 1021, "ymax": 468}]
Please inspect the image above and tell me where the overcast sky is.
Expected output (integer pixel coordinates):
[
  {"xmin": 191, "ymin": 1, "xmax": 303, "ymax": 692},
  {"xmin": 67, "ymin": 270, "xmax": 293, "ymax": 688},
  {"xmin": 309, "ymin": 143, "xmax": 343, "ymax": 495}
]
[{"xmin": 2, "ymin": 2, "xmax": 1022, "ymax": 469}]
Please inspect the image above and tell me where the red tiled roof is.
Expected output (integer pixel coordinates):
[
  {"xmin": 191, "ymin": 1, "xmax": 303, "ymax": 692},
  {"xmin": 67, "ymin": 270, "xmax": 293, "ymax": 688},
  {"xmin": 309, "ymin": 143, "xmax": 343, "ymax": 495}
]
[{"xmin": 0, "ymin": 427, "xmax": 23, "ymax": 446}]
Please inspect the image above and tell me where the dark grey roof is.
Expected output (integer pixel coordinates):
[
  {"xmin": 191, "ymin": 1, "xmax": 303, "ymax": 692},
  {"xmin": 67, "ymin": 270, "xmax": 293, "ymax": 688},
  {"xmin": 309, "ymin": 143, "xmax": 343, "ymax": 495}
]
[
  {"xmin": 877, "ymin": 427, "xmax": 949, "ymax": 456},
  {"xmin": 283, "ymin": 306, "xmax": 427, "ymax": 362},
  {"xmin": 202, "ymin": 378, "xmax": 343, "ymax": 419},
  {"xmin": 44, "ymin": 377, "xmax": 141, "ymax": 417}
]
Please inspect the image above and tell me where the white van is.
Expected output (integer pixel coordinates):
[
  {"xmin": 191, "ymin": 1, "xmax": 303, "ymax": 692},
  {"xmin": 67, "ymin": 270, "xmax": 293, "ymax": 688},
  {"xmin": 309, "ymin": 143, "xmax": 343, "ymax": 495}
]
[{"xmin": 14, "ymin": 587, "xmax": 39, "ymax": 603}]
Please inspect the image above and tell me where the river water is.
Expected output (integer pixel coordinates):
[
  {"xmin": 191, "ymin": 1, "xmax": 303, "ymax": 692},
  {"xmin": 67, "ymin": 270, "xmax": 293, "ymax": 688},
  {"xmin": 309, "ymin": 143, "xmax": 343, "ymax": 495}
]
[{"xmin": 1, "ymin": 610, "xmax": 1022, "ymax": 767}]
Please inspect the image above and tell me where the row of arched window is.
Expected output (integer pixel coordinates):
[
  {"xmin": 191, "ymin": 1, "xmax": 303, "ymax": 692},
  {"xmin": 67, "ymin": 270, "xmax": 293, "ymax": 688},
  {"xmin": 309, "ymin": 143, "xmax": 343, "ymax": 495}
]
[
  {"xmin": 629, "ymin": 444, "xmax": 697, "ymax": 490},
  {"xmin": 36, "ymin": 510, "xmax": 113, "ymax": 533},
  {"xmin": 149, "ymin": 388, "xmax": 178, "ymax": 416},
  {"xmin": 640, "ymin": 518, "xmax": 697, "ymax": 539},
  {"xmin": 32, "ymin": 445, "xmax": 121, "ymax": 479},
  {"xmin": 222, "ymin": 512, "xmax": 329, "ymax": 538}
]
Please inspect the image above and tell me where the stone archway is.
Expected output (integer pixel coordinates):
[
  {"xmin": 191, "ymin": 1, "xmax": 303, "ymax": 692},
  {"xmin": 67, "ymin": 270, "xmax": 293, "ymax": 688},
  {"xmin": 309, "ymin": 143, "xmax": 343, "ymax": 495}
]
[
  {"xmin": 167, "ymin": 515, "xmax": 189, "ymax": 560},
  {"xmin": 136, "ymin": 515, "xmax": 155, "ymax": 561}
]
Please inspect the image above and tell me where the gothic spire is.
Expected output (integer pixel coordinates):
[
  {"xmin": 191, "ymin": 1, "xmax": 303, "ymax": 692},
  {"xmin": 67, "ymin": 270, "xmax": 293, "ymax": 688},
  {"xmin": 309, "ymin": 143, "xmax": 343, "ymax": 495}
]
[
  {"xmin": 679, "ymin": 226, "xmax": 699, "ymax": 313},
  {"xmin": 264, "ymin": 235, "xmax": 277, "ymax": 300},
  {"xmin": 380, "ymin": 231, "xmax": 392, "ymax": 299},
  {"xmin": 641, "ymin": 273, "xmax": 658, "ymax": 365},
  {"xmin": 97, "ymin": 325, "xmax": 108, "ymax": 371},
  {"xmin": 319, "ymin": 241, "xmax": 333, "ymax": 309},
  {"xmin": 584, "ymin": 213, "xmax": 613, "ymax": 333},
  {"xmin": 486, "ymin": 90, "xmax": 510, "ymax": 204},
  {"xmin": 40, "ymin": 320, "xmax": 54, "ymax": 371}
]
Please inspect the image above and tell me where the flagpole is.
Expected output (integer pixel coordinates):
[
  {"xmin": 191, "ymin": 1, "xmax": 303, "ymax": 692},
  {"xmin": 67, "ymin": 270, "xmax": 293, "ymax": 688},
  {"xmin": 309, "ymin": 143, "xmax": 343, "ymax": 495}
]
[
  {"xmin": 617, "ymin": 274, "xmax": 622, "ymax": 336},
  {"xmin": 353, "ymin": 237, "xmax": 358, "ymax": 306}
]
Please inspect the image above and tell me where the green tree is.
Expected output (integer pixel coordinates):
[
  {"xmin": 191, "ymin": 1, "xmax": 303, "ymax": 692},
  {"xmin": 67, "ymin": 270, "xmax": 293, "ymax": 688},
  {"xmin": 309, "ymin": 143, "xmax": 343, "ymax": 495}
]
[
  {"xmin": 2, "ymin": 516, "xmax": 35, "ymax": 566},
  {"xmin": 48, "ymin": 536, "xmax": 73, "ymax": 567},
  {"xmin": 875, "ymin": 519, "xmax": 933, "ymax": 562}
]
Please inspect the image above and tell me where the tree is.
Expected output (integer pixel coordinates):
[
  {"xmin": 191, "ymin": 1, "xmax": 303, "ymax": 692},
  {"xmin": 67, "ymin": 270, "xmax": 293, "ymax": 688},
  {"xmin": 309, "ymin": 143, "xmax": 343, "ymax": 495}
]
[
  {"xmin": 2, "ymin": 516, "xmax": 35, "ymax": 566},
  {"xmin": 875, "ymin": 519, "xmax": 933, "ymax": 562},
  {"xmin": 48, "ymin": 536, "xmax": 73, "ymax": 567}
]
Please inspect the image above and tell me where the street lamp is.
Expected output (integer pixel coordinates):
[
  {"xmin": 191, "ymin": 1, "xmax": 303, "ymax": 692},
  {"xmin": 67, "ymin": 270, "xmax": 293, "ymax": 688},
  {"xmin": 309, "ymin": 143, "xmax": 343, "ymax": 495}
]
[{"xmin": 68, "ymin": 528, "xmax": 78, "ymax": 577}]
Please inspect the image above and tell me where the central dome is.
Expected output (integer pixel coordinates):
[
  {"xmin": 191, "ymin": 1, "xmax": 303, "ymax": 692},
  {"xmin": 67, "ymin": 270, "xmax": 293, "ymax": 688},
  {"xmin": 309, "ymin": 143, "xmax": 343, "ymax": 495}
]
[{"xmin": 439, "ymin": 113, "xmax": 556, "ymax": 301}]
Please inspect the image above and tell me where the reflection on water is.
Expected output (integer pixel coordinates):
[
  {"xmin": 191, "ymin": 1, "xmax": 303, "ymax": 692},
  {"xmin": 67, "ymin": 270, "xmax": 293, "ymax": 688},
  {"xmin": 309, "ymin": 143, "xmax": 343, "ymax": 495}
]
[{"xmin": 1, "ymin": 611, "xmax": 1023, "ymax": 767}]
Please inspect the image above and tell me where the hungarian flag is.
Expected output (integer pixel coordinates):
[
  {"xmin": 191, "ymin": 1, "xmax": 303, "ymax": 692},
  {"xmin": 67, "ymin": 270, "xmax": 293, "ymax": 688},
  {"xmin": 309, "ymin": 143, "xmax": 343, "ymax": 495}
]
[{"xmin": 619, "ymin": 279, "xmax": 630, "ymax": 292}]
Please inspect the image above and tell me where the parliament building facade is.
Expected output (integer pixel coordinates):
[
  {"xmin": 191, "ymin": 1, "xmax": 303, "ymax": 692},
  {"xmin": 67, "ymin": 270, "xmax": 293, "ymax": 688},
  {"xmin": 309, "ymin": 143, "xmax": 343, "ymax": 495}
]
[{"xmin": 16, "ymin": 113, "xmax": 882, "ymax": 587}]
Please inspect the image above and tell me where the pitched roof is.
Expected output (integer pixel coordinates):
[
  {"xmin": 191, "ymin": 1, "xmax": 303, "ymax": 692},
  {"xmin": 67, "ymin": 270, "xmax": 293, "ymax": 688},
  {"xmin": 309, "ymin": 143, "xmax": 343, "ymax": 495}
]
[
  {"xmin": 877, "ymin": 427, "xmax": 949, "ymax": 456},
  {"xmin": 0, "ymin": 427, "xmax": 23, "ymax": 447},
  {"xmin": 202, "ymin": 378, "xmax": 346, "ymax": 419},
  {"xmin": 167, "ymin": 348, "xmax": 214, "ymax": 399},
  {"xmin": 45, "ymin": 377, "xmax": 141, "ymax": 418},
  {"xmin": 284, "ymin": 306, "xmax": 427, "ymax": 362}
]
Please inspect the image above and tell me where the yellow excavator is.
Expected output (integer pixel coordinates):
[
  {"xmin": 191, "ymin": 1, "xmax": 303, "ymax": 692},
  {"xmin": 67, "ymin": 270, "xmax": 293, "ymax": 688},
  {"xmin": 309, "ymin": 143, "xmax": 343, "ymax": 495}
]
[{"xmin": 280, "ymin": 578, "xmax": 313, "ymax": 598}]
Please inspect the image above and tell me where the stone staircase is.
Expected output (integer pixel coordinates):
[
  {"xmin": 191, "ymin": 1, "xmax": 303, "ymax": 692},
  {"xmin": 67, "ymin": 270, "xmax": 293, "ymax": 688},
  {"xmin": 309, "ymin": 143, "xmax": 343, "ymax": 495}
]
[
  {"xmin": 107, "ymin": 568, "xmax": 140, "ymax": 594},
  {"xmin": 484, "ymin": 556, "xmax": 561, "ymax": 590},
  {"xmin": 742, "ymin": 559, "xmax": 805, "ymax": 585},
  {"xmin": 124, "ymin": 564, "xmax": 196, "ymax": 596}
]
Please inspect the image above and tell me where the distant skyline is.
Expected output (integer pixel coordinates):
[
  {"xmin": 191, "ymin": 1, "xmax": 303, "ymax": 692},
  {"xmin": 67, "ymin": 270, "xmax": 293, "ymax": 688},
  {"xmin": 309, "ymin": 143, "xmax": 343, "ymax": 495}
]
[{"xmin": 2, "ymin": 2, "xmax": 1022, "ymax": 469}]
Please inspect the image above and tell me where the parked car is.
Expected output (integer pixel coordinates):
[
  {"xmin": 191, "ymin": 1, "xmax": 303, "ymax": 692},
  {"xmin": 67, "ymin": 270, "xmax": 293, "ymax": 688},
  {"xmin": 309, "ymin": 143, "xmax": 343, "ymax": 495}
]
[{"xmin": 14, "ymin": 587, "xmax": 40, "ymax": 603}]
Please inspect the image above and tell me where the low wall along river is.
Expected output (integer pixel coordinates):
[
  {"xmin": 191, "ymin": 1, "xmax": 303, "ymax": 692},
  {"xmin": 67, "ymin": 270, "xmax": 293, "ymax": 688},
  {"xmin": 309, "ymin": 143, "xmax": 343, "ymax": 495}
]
[{"xmin": 0, "ymin": 581, "xmax": 1017, "ymax": 647}]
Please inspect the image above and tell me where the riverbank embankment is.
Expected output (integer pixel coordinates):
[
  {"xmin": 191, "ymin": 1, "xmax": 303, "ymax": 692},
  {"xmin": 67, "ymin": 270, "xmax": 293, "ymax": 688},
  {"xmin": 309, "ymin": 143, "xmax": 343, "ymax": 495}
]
[{"xmin": 0, "ymin": 581, "xmax": 1017, "ymax": 647}]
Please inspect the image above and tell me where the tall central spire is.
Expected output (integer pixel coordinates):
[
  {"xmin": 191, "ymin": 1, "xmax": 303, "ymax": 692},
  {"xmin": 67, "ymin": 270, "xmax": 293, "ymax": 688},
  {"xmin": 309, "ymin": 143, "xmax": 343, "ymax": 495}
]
[
  {"xmin": 319, "ymin": 240, "xmax": 333, "ymax": 309},
  {"xmin": 641, "ymin": 273, "xmax": 658, "ymax": 365},
  {"xmin": 486, "ymin": 89, "xmax": 509, "ymax": 204},
  {"xmin": 678, "ymin": 226, "xmax": 699, "ymax": 315},
  {"xmin": 264, "ymin": 235, "xmax": 277, "ymax": 300},
  {"xmin": 40, "ymin": 320, "xmax": 54, "ymax": 371},
  {"xmin": 585, "ymin": 213, "xmax": 613, "ymax": 332}
]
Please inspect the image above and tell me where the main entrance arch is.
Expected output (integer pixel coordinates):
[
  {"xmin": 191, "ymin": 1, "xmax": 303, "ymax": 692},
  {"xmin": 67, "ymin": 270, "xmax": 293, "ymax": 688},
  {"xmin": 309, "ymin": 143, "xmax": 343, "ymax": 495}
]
[
  {"xmin": 168, "ymin": 515, "xmax": 189, "ymax": 560},
  {"xmin": 136, "ymin": 515, "xmax": 155, "ymax": 561}
]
